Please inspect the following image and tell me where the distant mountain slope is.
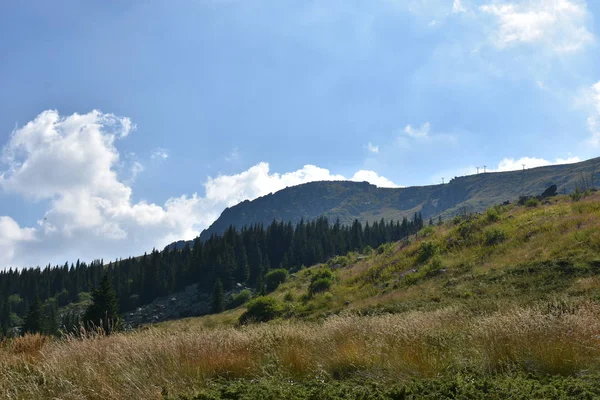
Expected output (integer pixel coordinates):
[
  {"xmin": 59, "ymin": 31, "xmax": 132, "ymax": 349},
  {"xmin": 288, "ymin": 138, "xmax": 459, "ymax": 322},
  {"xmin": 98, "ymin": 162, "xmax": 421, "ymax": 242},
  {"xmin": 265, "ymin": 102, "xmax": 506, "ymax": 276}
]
[{"xmin": 199, "ymin": 157, "xmax": 600, "ymax": 240}]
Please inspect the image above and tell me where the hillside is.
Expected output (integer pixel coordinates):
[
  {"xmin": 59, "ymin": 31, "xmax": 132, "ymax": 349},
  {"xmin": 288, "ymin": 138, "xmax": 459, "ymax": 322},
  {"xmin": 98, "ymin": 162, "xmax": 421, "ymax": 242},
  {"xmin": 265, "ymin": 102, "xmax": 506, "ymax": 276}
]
[
  {"xmin": 199, "ymin": 156, "xmax": 600, "ymax": 240},
  {"xmin": 4, "ymin": 192, "xmax": 600, "ymax": 399}
]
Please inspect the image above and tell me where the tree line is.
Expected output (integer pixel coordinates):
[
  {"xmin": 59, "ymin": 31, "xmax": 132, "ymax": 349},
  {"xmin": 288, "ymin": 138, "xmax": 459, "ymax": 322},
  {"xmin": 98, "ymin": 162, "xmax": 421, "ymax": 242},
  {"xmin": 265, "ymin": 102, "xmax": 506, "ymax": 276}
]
[{"xmin": 0, "ymin": 214, "xmax": 424, "ymax": 336}]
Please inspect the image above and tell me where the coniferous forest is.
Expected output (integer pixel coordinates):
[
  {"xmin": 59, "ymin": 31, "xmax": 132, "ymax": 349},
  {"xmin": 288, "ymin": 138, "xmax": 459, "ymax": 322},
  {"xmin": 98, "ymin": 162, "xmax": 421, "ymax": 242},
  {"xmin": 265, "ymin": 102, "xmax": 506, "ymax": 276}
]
[{"xmin": 0, "ymin": 214, "xmax": 424, "ymax": 336}]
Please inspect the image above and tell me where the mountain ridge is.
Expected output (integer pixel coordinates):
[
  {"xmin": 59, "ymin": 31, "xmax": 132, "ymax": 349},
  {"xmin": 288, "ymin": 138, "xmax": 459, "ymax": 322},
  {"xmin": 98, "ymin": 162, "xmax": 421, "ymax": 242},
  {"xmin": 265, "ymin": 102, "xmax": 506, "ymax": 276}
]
[{"xmin": 198, "ymin": 156, "xmax": 600, "ymax": 241}]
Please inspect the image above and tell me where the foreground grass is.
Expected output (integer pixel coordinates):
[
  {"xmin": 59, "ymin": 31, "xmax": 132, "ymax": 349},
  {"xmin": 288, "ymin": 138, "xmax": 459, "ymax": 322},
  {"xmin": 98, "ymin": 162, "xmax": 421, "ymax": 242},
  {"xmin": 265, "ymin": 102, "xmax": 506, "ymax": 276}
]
[{"xmin": 2, "ymin": 303, "xmax": 600, "ymax": 399}]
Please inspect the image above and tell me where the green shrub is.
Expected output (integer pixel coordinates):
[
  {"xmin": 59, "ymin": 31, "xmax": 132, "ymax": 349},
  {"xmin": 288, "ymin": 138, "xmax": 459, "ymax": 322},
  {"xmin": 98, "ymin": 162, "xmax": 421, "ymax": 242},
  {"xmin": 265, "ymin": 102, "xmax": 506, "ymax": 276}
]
[
  {"xmin": 485, "ymin": 228, "xmax": 507, "ymax": 246},
  {"xmin": 283, "ymin": 291, "xmax": 295, "ymax": 302},
  {"xmin": 238, "ymin": 296, "xmax": 283, "ymax": 324},
  {"xmin": 525, "ymin": 198, "xmax": 540, "ymax": 207},
  {"xmin": 309, "ymin": 278, "xmax": 332, "ymax": 295},
  {"xmin": 420, "ymin": 225, "xmax": 435, "ymax": 237},
  {"xmin": 417, "ymin": 242, "xmax": 437, "ymax": 263},
  {"xmin": 362, "ymin": 245, "xmax": 373, "ymax": 255},
  {"xmin": 327, "ymin": 256, "xmax": 349, "ymax": 268},
  {"xmin": 486, "ymin": 207, "xmax": 500, "ymax": 222},
  {"xmin": 308, "ymin": 269, "xmax": 334, "ymax": 296},
  {"xmin": 265, "ymin": 269, "xmax": 289, "ymax": 292},
  {"xmin": 571, "ymin": 188, "xmax": 583, "ymax": 202},
  {"xmin": 377, "ymin": 243, "xmax": 391, "ymax": 254},
  {"xmin": 458, "ymin": 220, "xmax": 479, "ymax": 240},
  {"xmin": 227, "ymin": 289, "xmax": 252, "ymax": 309}
]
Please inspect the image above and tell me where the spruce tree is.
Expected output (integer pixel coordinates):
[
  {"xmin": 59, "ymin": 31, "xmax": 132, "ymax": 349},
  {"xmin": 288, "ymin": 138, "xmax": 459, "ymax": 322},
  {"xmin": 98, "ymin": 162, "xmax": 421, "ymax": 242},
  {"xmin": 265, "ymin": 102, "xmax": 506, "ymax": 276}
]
[
  {"xmin": 0, "ymin": 297, "xmax": 10, "ymax": 338},
  {"xmin": 83, "ymin": 274, "xmax": 121, "ymax": 335},
  {"xmin": 211, "ymin": 279, "xmax": 225, "ymax": 314},
  {"xmin": 44, "ymin": 300, "xmax": 59, "ymax": 336},
  {"xmin": 22, "ymin": 296, "xmax": 43, "ymax": 334}
]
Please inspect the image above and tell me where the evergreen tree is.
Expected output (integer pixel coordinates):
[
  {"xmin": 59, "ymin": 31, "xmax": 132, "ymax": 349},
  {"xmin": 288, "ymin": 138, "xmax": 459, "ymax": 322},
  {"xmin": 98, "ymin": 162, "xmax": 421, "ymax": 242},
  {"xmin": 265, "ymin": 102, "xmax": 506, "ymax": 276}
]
[
  {"xmin": 83, "ymin": 274, "xmax": 121, "ymax": 335},
  {"xmin": 43, "ymin": 300, "xmax": 59, "ymax": 336},
  {"xmin": 211, "ymin": 279, "xmax": 225, "ymax": 314},
  {"xmin": 0, "ymin": 296, "xmax": 10, "ymax": 338},
  {"xmin": 22, "ymin": 296, "xmax": 43, "ymax": 334}
]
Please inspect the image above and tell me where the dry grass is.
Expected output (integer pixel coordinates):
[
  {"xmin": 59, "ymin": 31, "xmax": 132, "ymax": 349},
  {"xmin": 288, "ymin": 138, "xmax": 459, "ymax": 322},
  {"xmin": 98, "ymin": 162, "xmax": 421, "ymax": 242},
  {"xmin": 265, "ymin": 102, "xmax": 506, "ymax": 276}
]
[{"xmin": 2, "ymin": 303, "xmax": 600, "ymax": 399}]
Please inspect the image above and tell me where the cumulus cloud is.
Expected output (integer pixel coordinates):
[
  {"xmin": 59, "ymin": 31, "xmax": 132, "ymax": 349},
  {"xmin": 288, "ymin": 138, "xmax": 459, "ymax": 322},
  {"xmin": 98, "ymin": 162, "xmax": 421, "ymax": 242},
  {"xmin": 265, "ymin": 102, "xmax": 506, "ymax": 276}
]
[
  {"xmin": 0, "ymin": 110, "xmax": 398, "ymax": 268},
  {"xmin": 365, "ymin": 142, "xmax": 379, "ymax": 154},
  {"xmin": 481, "ymin": 0, "xmax": 593, "ymax": 53},
  {"xmin": 495, "ymin": 156, "xmax": 581, "ymax": 172},
  {"xmin": 350, "ymin": 170, "xmax": 399, "ymax": 188},
  {"xmin": 404, "ymin": 122, "xmax": 431, "ymax": 138}
]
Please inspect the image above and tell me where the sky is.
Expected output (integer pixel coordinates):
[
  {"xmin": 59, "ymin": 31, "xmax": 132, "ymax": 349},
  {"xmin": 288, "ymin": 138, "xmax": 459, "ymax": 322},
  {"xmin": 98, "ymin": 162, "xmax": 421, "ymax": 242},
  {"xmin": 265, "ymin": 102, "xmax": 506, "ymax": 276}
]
[{"xmin": 0, "ymin": 0, "xmax": 599, "ymax": 268}]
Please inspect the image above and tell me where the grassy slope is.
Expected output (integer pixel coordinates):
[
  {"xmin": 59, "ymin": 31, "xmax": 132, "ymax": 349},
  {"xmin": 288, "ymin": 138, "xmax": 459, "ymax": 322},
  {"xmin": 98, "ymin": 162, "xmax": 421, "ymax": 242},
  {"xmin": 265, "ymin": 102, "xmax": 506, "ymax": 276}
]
[
  {"xmin": 4, "ymin": 194, "xmax": 600, "ymax": 399},
  {"xmin": 261, "ymin": 193, "xmax": 600, "ymax": 320}
]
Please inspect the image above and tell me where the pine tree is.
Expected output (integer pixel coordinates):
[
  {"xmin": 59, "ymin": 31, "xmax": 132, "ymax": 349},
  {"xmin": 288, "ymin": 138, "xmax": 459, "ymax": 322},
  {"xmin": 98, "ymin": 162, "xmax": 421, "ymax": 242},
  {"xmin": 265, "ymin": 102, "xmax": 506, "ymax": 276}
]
[
  {"xmin": 0, "ymin": 296, "xmax": 10, "ymax": 338},
  {"xmin": 211, "ymin": 279, "xmax": 225, "ymax": 314},
  {"xmin": 83, "ymin": 274, "xmax": 121, "ymax": 335},
  {"xmin": 22, "ymin": 296, "xmax": 43, "ymax": 334},
  {"xmin": 44, "ymin": 300, "xmax": 59, "ymax": 336}
]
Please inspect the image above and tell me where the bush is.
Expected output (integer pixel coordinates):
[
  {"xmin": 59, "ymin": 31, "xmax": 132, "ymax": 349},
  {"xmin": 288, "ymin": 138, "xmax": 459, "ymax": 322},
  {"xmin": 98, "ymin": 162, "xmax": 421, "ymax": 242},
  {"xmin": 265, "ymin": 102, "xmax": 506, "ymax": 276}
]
[
  {"xmin": 486, "ymin": 207, "xmax": 500, "ymax": 223},
  {"xmin": 525, "ymin": 198, "xmax": 540, "ymax": 207},
  {"xmin": 283, "ymin": 291, "xmax": 295, "ymax": 302},
  {"xmin": 485, "ymin": 228, "xmax": 507, "ymax": 246},
  {"xmin": 227, "ymin": 289, "xmax": 252, "ymax": 309},
  {"xmin": 327, "ymin": 256, "xmax": 350, "ymax": 268},
  {"xmin": 571, "ymin": 188, "xmax": 583, "ymax": 202},
  {"xmin": 238, "ymin": 296, "xmax": 283, "ymax": 324},
  {"xmin": 417, "ymin": 242, "xmax": 437, "ymax": 263},
  {"xmin": 265, "ymin": 269, "xmax": 289, "ymax": 292},
  {"xmin": 458, "ymin": 220, "xmax": 479, "ymax": 240},
  {"xmin": 308, "ymin": 269, "xmax": 334, "ymax": 296}
]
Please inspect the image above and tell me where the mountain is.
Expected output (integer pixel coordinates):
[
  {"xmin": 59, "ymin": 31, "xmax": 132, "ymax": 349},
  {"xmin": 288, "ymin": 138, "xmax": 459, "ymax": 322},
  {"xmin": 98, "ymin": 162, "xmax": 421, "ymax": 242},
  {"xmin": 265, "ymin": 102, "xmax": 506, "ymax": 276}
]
[{"xmin": 199, "ymin": 157, "xmax": 600, "ymax": 240}]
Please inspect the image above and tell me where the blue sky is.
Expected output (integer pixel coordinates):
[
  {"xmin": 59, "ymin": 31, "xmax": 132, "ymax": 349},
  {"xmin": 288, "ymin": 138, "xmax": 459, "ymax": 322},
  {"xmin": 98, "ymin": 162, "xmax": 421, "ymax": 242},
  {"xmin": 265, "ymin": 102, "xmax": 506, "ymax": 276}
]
[{"xmin": 0, "ymin": 0, "xmax": 599, "ymax": 267}]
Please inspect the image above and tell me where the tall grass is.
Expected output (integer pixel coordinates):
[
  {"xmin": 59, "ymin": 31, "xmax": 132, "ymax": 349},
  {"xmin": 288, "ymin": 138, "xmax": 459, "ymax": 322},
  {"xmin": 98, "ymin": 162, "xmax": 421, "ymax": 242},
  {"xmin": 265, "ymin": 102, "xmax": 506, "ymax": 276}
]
[{"xmin": 1, "ymin": 303, "xmax": 600, "ymax": 399}]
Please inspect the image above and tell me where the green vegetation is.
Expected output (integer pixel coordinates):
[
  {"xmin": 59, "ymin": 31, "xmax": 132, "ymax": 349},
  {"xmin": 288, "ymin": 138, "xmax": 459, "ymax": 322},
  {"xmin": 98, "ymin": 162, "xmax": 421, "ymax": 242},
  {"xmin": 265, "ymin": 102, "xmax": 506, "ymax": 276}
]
[
  {"xmin": 211, "ymin": 279, "xmax": 225, "ymax": 314},
  {"xmin": 82, "ymin": 274, "xmax": 122, "ymax": 335},
  {"xmin": 308, "ymin": 268, "xmax": 334, "ymax": 296},
  {"xmin": 238, "ymin": 296, "xmax": 283, "ymax": 324},
  {"xmin": 227, "ymin": 289, "xmax": 252, "ymax": 309},
  {"xmin": 4, "ymin": 194, "xmax": 600, "ymax": 398},
  {"xmin": 264, "ymin": 268, "xmax": 288, "ymax": 292}
]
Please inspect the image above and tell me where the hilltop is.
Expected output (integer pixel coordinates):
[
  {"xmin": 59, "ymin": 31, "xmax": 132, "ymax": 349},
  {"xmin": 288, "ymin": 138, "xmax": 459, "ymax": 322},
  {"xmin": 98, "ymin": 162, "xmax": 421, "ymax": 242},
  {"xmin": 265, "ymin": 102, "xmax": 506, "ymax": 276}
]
[{"xmin": 199, "ymin": 156, "xmax": 600, "ymax": 240}]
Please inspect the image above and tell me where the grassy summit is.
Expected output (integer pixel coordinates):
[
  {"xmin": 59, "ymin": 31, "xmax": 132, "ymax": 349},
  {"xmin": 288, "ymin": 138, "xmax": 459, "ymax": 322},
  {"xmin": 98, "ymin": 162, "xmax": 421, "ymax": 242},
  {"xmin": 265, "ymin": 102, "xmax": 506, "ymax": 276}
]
[{"xmin": 3, "ymin": 193, "xmax": 600, "ymax": 399}]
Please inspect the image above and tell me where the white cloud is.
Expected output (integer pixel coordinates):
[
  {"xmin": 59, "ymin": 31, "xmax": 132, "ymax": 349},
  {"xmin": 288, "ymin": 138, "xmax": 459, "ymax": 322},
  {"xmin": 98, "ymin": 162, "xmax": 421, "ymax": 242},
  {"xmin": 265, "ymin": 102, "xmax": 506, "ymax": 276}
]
[
  {"xmin": 404, "ymin": 122, "xmax": 431, "ymax": 138},
  {"xmin": 365, "ymin": 142, "xmax": 379, "ymax": 154},
  {"xmin": 151, "ymin": 148, "xmax": 169, "ymax": 160},
  {"xmin": 129, "ymin": 161, "xmax": 145, "ymax": 183},
  {"xmin": 431, "ymin": 155, "xmax": 581, "ymax": 184},
  {"xmin": 495, "ymin": 156, "xmax": 581, "ymax": 172},
  {"xmin": 481, "ymin": 0, "xmax": 593, "ymax": 53},
  {"xmin": 224, "ymin": 147, "xmax": 240, "ymax": 162},
  {"xmin": 452, "ymin": 0, "xmax": 467, "ymax": 13},
  {"xmin": 586, "ymin": 81, "xmax": 600, "ymax": 147},
  {"xmin": 351, "ymin": 170, "xmax": 399, "ymax": 188},
  {"xmin": 0, "ymin": 110, "xmax": 398, "ymax": 268}
]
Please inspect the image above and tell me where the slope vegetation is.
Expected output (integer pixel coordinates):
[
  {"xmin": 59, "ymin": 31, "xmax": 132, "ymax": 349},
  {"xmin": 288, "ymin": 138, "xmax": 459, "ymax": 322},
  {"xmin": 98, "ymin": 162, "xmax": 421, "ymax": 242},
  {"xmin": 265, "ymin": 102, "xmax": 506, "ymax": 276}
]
[{"xmin": 3, "ymin": 193, "xmax": 600, "ymax": 399}]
